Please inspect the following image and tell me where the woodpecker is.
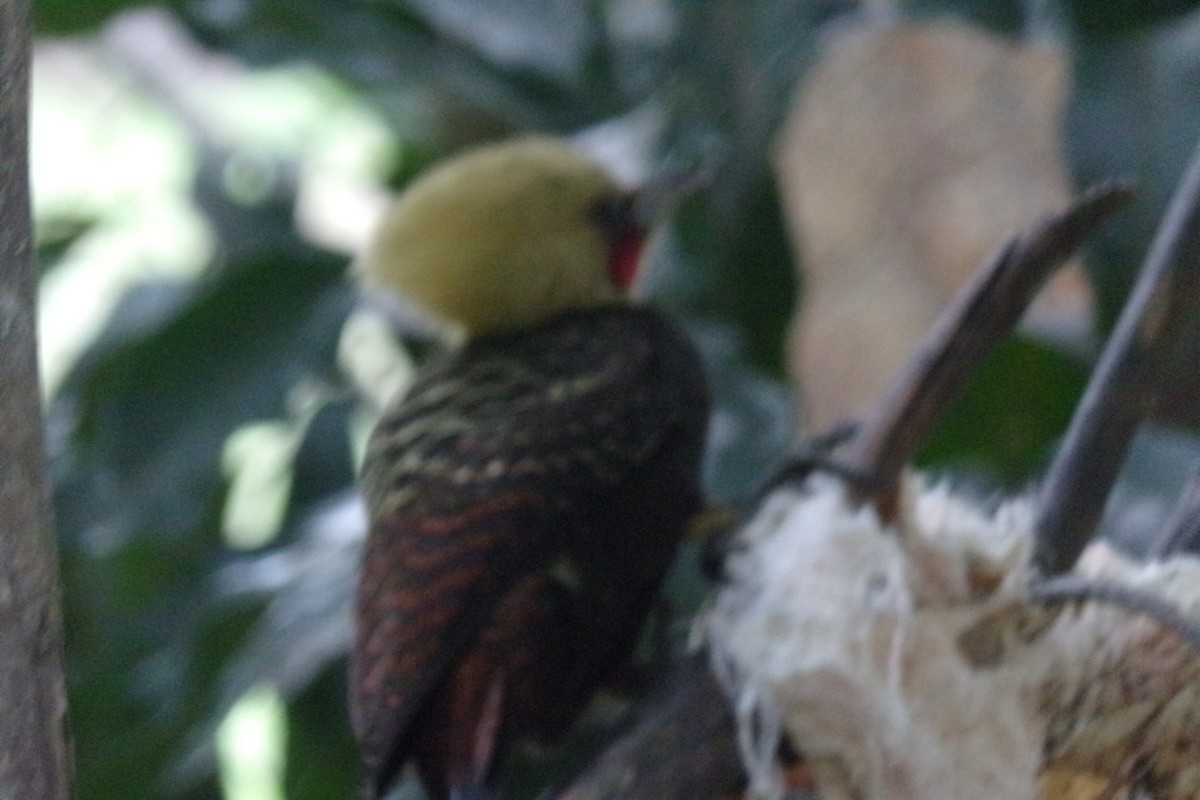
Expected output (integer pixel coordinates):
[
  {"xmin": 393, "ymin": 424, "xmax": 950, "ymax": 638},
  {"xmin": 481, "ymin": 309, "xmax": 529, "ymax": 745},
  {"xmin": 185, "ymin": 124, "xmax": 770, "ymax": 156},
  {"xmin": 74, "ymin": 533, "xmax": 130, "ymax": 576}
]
[{"xmin": 350, "ymin": 138, "xmax": 710, "ymax": 800}]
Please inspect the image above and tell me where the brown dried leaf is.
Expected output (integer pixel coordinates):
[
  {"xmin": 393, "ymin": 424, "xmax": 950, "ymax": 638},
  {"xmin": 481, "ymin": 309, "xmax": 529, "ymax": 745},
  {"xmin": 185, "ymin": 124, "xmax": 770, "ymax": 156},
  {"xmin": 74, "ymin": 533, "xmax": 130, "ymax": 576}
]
[{"xmin": 776, "ymin": 20, "xmax": 1091, "ymax": 431}]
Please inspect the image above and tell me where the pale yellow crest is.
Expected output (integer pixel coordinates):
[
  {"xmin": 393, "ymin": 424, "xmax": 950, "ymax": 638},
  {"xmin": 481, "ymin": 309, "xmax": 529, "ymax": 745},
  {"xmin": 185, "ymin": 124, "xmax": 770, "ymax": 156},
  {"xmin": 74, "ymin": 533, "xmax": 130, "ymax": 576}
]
[{"xmin": 358, "ymin": 138, "xmax": 624, "ymax": 337}]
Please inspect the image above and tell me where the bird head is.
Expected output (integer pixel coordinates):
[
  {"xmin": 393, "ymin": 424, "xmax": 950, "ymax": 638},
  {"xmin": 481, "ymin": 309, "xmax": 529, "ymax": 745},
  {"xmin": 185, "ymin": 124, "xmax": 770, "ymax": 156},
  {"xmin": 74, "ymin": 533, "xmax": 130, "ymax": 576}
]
[{"xmin": 358, "ymin": 137, "xmax": 666, "ymax": 338}]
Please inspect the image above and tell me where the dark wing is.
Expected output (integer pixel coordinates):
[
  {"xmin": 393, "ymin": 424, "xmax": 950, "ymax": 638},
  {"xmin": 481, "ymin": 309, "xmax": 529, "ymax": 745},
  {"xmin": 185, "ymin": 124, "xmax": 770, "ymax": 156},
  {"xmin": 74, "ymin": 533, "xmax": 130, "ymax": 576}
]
[{"xmin": 351, "ymin": 305, "xmax": 709, "ymax": 795}]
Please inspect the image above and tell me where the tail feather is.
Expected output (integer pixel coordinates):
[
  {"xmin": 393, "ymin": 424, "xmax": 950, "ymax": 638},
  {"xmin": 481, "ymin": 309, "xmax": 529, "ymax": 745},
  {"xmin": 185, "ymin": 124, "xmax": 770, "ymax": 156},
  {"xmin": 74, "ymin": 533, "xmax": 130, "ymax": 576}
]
[{"xmin": 449, "ymin": 783, "xmax": 498, "ymax": 800}]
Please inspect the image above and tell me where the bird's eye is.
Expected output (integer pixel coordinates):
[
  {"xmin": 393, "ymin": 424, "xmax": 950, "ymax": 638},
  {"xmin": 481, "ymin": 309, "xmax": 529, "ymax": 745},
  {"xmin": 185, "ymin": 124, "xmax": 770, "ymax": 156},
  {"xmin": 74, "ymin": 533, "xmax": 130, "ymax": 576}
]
[{"xmin": 590, "ymin": 193, "xmax": 638, "ymax": 245}]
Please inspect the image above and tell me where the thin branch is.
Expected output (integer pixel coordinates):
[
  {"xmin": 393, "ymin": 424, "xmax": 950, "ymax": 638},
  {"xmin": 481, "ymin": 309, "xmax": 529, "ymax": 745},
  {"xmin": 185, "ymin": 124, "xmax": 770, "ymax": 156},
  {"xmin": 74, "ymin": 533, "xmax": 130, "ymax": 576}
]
[
  {"xmin": 1029, "ymin": 575, "xmax": 1200, "ymax": 653},
  {"xmin": 842, "ymin": 183, "xmax": 1134, "ymax": 514},
  {"xmin": 551, "ymin": 657, "xmax": 745, "ymax": 800},
  {"xmin": 0, "ymin": 2, "xmax": 74, "ymax": 798},
  {"xmin": 1149, "ymin": 464, "xmax": 1200, "ymax": 559},
  {"xmin": 1035, "ymin": 140, "xmax": 1200, "ymax": 575}
]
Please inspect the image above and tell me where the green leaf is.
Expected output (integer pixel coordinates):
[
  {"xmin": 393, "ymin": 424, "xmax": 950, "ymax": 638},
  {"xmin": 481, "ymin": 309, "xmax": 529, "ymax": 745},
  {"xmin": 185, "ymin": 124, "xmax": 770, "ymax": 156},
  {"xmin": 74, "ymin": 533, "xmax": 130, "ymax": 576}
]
[
  {"xmin": 180, "ymin": 0, "xmax": 624, "ymax": 135},
  {"xmin": 62, "ymin": 487, "xmax": 250, "ymax": 800},
  {"xmin": 60, "ymin": 252, "xmax": 352, "ymax": 538},
  {"xmin": 1067, "ymin": 0, "xmax": 1200, "ymax": 39},
  {"xmin": 53, "ymin": 197, "xmax": 356, "ymax": 796},
  {"xmin": 283, "ymin": 668, "xmax": 360, "ymax": 800},
  {"xmin": 32, "ymin": 0, "xmax": 180, "ymax": 34},
  {"xmin": 919, "ymin": 337, "xmax": 1089, "ymax": 484}
]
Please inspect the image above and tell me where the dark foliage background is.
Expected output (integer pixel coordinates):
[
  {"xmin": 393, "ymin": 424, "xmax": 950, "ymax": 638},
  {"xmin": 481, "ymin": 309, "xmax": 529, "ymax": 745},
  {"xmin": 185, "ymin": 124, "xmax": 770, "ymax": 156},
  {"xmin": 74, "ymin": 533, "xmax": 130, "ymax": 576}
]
[{"xmin": 30, "ymin": 1, "xmax": 1200, "ymax": 798}]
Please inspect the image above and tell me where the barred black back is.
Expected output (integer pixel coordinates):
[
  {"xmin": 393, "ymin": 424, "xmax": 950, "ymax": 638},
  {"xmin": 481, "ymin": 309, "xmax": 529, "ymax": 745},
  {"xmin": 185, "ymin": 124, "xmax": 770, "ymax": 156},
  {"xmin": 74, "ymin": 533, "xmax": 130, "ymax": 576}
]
[{"xmin": 352, "ymin": 304, "xmax": 709, "ymax": 799}]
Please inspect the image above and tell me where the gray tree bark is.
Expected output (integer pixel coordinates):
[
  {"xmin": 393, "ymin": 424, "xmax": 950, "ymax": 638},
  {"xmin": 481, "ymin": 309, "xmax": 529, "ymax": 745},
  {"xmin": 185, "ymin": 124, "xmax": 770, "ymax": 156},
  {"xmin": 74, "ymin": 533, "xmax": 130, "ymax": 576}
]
[{"xmin": 0, "ymin": 1, "xmax": 74, "ymax": 797}]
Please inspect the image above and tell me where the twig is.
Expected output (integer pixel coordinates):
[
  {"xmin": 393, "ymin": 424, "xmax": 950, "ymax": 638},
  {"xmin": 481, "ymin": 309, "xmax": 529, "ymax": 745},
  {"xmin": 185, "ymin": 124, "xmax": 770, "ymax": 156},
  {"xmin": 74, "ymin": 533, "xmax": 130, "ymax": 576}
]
[
  {"xmin": 842, "ymin": 183, "xmax": 1134, "ymax": 515},
  {"xmin": 1149, "ymin": 464, "xmax": 1200, "ymax": 559},
  {"xmin": 1029, "ymin": 575, "xmax": 1200, "ymax": 653},
  {"xmin": 551, "ymin": 656, "xmax": 744, "ymax": 800},
  {"xmin": 754, "ymin": 421, "xmax": 863, "ymax": 499},
  {"xmin": 1035, "ymin": 140, "xmax": 1200, "ymax": 575}
]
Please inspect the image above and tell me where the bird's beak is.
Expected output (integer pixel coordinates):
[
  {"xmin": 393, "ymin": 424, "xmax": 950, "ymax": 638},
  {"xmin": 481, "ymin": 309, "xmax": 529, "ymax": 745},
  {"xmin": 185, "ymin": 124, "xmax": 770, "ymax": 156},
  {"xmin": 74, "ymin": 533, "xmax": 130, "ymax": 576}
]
[
  {"xmin": 630, "ymin": 163, "xmax": 710, "ymax": 230},
  {"xmin": 594, "ymin": 160, "xmax": 711, "ymax": 291}
]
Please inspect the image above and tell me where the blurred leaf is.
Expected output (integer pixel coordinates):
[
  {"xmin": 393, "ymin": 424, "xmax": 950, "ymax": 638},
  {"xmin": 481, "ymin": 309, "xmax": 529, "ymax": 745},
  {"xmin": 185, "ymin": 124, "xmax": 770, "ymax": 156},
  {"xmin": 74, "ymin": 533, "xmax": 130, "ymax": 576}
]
[
  {"xmin": 403, "ymin": 0, "xmax": 597, "ymax": 80},
  {"xmin": 777, "ymin": 20, "xmax": 1086, "ymax": 433},
  {"xmin": 170, "ymin": 495, "xmax": 363, "ymax": 794},
  {"xmin": 51, "ymin": 174, "xmax": 356, "ymax": 796},
  {"xmin": 1067, "ymin": 14, "xmax": 1200, "ymax": 426},
  {"xmin": 1067, "ymin": 0, "xmax": 1200, "ymax": 39},
  {"xmin": 59, "ymin": 248, "xmax": 352, "ymax": 539},
  {"xmin": 909, "ymin": 0, "xmax": 1026, "ymax": 36},
  {"xmin": 61, "ymin": 484, "xmax": 253, "ymax": 800},
  {"xmin": 282, "ymin": 398, "xmax": 358, "ymax": 528},
  {"xmin": 1101, "ymin": 426, "xmax": 1200, "ymax": 556},
  {"xmin": 180, "ymin": 0, "xmax": 626, "ymax": 136},
  {"xmin": 283, "ymin": 667, "xmax": 360, "ymax": 800},
  {"xmin": 909, "ymin": 0, "xmax": 1200, "ymax": 39},
  {"xmin": 660, "ymin": 1, "xmax": 812, "ymax": 377},
  {"xmin": 32, "ymin": 0, "xmax": 180, "ymax": 34},
  {"xmin": 688, "ymin": 318, "xmax": 795, "ymax": 503},
  {"xmin": 34, "ymin": 213, "xmax": 97, "ymax": 274},
  {"xmin": 1068, "ymin": 23, "xmax": 1200, "ymax": 324},
  {"xmin": 919, "ymin": 337, "xmax": 1088, "ymax": 484}
]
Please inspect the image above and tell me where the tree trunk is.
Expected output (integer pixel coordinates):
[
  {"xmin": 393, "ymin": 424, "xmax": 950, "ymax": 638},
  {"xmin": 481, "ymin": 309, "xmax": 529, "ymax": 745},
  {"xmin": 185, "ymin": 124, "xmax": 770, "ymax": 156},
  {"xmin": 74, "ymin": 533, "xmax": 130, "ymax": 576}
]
[{"xmin": 0, "ymin": 2, "xmax": 74, "ymax": 797}]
